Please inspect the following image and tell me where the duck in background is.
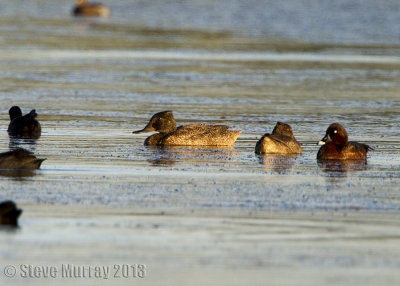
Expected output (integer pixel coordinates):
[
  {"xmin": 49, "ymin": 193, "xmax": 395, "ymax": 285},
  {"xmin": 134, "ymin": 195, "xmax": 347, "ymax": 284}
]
[
  {"xmin": 0, "ymin": 201, "xmax": 22, "ymax": 226},
  {"xmin": 132, "ymin": 111, "xmax": 241, "ymax": 146},
  {"xmin": 72, "ymin": 0, "xmax": 110, "ymax": 17},
  {"xmin": 255, "ymin": 122, "xmax": 302, "ymax": 154},
  {"xmin": 0, "ymin": 149, "xmax": 46, "ymax": 169},
  {"xmin": 8, "ymin": 106, "xmax": 41, "ymax": 139},
  {"xmin": 317, "ymin": 123, "xmax": 372, "ymax": 160}
]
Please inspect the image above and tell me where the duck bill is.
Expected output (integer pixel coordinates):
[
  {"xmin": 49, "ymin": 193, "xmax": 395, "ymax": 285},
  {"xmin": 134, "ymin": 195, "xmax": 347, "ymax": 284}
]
[
  {"xmin": 317, "ymin": 134, "xmax": 331, "ymax": 145},
  {"xmin": 132, "ymin": 123, "xmax": 155, "ymax": 134}
]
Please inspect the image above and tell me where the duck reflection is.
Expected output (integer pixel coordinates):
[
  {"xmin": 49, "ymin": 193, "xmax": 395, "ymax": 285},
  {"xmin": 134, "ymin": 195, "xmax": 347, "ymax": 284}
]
[
  {"xmin": 0, "ymin": 169, "xmax": 37, "ymax": 179},
  {"xmin": 147, "ymin": 146, "xmax": 176, "ymax": 166},
  {"xmin": 9, "ymin": 137, "xmax": 38, "ymax": 152},
  {"xmin": 146, "ymin": 145, "xmax": 237, "ymax": 167},
  {"xmin": 318, "ymin": 159, "xmax": 367, "ymax": 175},
  {"xmin": 257, "ymin": 154, "xmax": 299, "ymax": 173}
]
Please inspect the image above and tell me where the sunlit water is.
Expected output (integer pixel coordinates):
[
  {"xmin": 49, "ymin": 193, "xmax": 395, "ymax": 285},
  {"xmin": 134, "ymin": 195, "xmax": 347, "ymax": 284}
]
[{"xmin": 0, "ymin": 1, "xmax": 400, "ymax": 285}]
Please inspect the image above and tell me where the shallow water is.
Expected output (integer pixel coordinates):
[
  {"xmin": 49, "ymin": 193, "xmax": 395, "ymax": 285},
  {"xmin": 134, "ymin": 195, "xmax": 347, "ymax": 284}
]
[{"xmin": 0, "ymin": 0, "xmax": 400, "ymax": 285}]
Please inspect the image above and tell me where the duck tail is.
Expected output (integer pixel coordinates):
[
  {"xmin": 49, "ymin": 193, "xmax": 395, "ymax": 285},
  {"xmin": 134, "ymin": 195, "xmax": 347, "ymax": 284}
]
[
  {"xmin": 35, "ymin": 158, "xmax": 46, "ymax": 168},
  {"xmin": 28, "ymin": 110, "xmax": 38, "ymax": 119}
]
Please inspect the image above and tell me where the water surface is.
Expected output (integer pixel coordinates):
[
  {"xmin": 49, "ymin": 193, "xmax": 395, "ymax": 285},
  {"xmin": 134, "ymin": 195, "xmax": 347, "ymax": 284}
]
[{"xmin": 0, "ymin": 1, "xmax": 400, "ymax": 285}]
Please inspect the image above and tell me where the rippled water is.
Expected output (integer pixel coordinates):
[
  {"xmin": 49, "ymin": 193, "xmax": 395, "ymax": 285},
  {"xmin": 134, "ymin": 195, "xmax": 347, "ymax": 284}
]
[{"xmin": 0, "ymin": 1, "xmax": 400, "ymax": 285}]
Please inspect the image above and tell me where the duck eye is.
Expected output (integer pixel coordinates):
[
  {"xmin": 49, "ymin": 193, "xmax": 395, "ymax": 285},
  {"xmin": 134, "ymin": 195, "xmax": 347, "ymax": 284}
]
[{"xmin": 334, "ymin": 130, "xmax": 338, "ymax": 134}]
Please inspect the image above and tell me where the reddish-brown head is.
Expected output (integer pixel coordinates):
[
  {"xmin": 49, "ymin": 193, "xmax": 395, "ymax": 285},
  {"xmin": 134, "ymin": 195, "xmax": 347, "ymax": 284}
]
[{"xmin": 319, "ymin": 123, "xmax": 348, "ymax": 147}]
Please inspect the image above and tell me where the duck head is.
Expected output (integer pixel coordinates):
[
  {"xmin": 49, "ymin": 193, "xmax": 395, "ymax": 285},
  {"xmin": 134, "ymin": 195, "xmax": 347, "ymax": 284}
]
[
  {"xmin": 272, "ymin": 122, "xmax": 295, "ymax": 138},
  {"xmin": 9, "ymin": 106, "xmax": 22, "ymax": 121},
  {"xmin": 318, "ymin": 123, "xmax": 348, "ymax": 147},
  {"xmin": 133, "ymin": 111, "xmax": 177, "ymax": 134}
]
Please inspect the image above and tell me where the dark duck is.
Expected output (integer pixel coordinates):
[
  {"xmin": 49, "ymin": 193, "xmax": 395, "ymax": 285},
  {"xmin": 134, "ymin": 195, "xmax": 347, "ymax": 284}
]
[
  {"xmin": 8, "ymin": 106, "xmax": 41, "ymax": 139},
  {"xmin": 0, "ymin": 200, "xmax": 22, "ymax": 226}
]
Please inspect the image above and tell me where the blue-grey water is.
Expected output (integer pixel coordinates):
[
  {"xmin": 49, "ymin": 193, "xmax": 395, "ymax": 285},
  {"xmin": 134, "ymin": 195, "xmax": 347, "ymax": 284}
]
[{"xmin": 0, "ymin": 1, "xmax": 400, "ymax": 285}]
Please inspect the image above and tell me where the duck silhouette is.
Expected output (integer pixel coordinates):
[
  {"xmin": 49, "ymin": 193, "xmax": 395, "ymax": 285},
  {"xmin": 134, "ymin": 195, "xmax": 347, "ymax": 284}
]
[
  {"xmin": 8, "ymin": 106, "xmax": 41, "ymax": 139},
  {"xmin": 317, "ymin": 123, "xmax": 372, "ymax": 160},
  {"xmin": 72, "ymin": 0, "xmax": 110, "ymax": 17},
  {"xmin": 255, "ymin": 122, "xmax": 302, "ymax": 154},
  {"xmin": 132, "ymin": 111, "xmax": 241, "ymax": 146},
  {"xmin": 0, "ymin": 148, "xmax": 46, "ymax": 169},
  {"xmin": 0, "ymin": 200, "xmax": 22, "ymax": 226}
]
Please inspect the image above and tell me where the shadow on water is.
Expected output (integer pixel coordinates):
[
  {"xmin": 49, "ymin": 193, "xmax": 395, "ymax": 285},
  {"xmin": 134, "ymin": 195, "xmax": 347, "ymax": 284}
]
[{"xmin": 256, "ymin": 154, "xmax": 299, "ymax": 174}]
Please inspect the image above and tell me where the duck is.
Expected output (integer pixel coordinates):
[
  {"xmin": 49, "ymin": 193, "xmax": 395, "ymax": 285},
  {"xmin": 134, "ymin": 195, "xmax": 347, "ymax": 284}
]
[
  {"xmin": 72, "ymin": 0, "xmax": 110, "ymax": 17},
  {"xmin": 255, "ymin": 122, "xmax": 302, "ymax": 154},
  {"xmin": 0, "ymin": 148, "xmax": 46, "ymax": 169},
  {"xmin": 317, "ymin": 123, "xmax": 372, "ymax": 160},
  {"xmin": 0, "ymin": 200, "xmax": 22, "ymax": 226},
  {"xmin": 132, "ymin": 111, "xmax": 241, "ymax": 146},
  {"xmin": 8, "ymin": 106, "xmax": 41, "ymax": 139}
]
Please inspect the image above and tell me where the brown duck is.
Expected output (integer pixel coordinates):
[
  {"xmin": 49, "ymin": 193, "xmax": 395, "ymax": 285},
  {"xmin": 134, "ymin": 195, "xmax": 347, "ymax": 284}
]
[
  {"xmin": 0, "ymin": 149, "xmax": 46, "ymax": 169},
  {"xmin": 72, "ymin": 0, "xmax": 110, "ymax": 17},
  {"xmin": 133, "ymin": 111, "xmax": 241, "ymax": 146},
  {"xmin": 255, "ymin": 122, "xmax": 302, "ymax": 154},
  {"xmin": 317, "ymin": 123, "xmax": 372, "ymax": 160}
]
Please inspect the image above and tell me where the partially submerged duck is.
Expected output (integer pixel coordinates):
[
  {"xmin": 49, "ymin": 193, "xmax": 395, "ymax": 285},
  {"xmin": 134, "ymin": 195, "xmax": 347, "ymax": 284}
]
[
  {"xmin": 132, "ymin": 111, "xmax": 241, "ymax": 146},
  {"xmin": 255, "ymin": 122, "xmax": 302, "ymax": 154},
  {"xmin": 72, "ymin": 0, "xmax": 110, "ymax": 17},
  {"xmin": 0, "ymin": 200, "xmax": 22, "ymax": 226},
  {"xmin": 8, "ymin": 106, "xmax": 41, "ymax": 139},
  {"xmin": 0, "ymin": 148, "xmax": 46, "ymax": 169},
  {"xmin": 317, "ymin": 123, "xmax": 372, "ymax": 160}
]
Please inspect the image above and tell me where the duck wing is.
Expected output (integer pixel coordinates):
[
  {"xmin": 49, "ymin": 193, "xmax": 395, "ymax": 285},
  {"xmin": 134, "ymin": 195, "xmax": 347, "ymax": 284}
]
[
  {"xmin": 162, "ymin": 124, "xmax": 240, "ymax": 146},
  {"xmin": 340, "ymin": 142, "xmax": 371, "ymax": 159}
]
